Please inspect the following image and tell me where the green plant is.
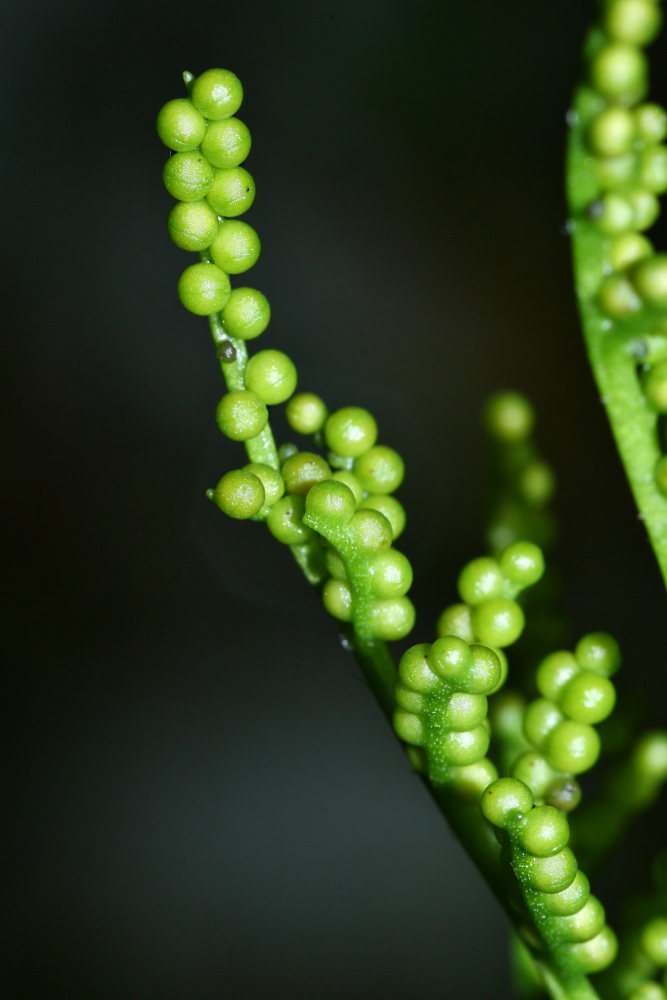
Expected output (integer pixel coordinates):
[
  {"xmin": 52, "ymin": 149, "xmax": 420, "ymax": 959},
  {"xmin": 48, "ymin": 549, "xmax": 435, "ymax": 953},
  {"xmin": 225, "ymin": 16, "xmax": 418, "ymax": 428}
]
[{"xmin": 155, "ymin": 3, "xmax": 667, "ymax": 997}]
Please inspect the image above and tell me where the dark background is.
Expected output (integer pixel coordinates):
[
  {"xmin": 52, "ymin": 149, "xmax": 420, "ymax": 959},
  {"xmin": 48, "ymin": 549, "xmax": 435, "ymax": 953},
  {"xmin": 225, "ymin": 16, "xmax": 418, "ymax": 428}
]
[{"xmin": 4, "ymin": 0, "xmax": 667, "ymax": 997}]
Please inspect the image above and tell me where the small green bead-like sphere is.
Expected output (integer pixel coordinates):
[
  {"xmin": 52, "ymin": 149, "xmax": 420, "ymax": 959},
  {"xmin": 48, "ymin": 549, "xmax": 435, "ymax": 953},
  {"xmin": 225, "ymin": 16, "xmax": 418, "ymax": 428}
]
[
  {"xmin": 545, "ymin": 778, "xmax": 583, "ymax": 814},
  {"xmin": 484, "ymin": 391, "xmax": 534, "ymax": 442},
  {"xmin": 353, "ymin": 446, "xmax": 405, "ymax": 495},
  {"xmin": 278, "ymin": 442, "xmax": 298, "ymax": 463},
  {"xmin": 656, "ymin": 455, "xmax": 667, "ymax": 497},
  {"xmin": 209, "ymin": 220, "xmax": 261, "ymax": 274},
  {"xmin": 436, "ymin": 603, "xmax": 475, "ymax": 643},
  {"xmin": 605, "ymin": 0, "xmax": 662, "ymax": 45},
  {"xmin": 163, "ymin": 151, "xmax": 214, "ymax": 201},
  {"xmin": 463, "ymin": 645, "xmax": 502, "ymax": 695},
  {"xmin": 245, "ymin": 349, "xmax": 297, "ymax": 404},
  {"xmin": 488, "ymin": 646, "xmax": 508, "ymax": 695},
  {"xmin": 394, "ymin": 708, "xmax": 426, "ymax": 746},
  {"xmin": 206, "ymin": 166, "xmax": 256, "ymax": 217},
  {"xmin": 286, "ymin": 393, "xmax": 328, "ymax": 435},
  {"xmin": 394, "ymin": 683, "xmax": 425, "ymax": 714},
  {"xmin": 281, "ymin": 451, "xmax": 331, "ymax": 497},
  {"xmin": 633, "ymin": 731, "xmax": 667, "ymax": 780},
  {"xmin": 594, "ymin": 192, "xmax": 635, "ymax": 235},
  {"xmin": 191, "ymin": 68, "xmax": 243, "ymax": 121},
  {"xmin": 442, "ymin": 692, "xmax": 488, "ymax": 731},
  {"xmin": 325, "ymin": 548, "xmax": 347, "ymax": 580},
  {"xmin": 167, "ymin": 200, "xmax": 220, "ymax": 251},
  {"xmin": 642, "ymin": 919, "xmax": 667, "ymax": 965},
  {"xmin": 359, "ymin": 495, "xmax": 406, "ymax": 541},
  {"xmin": 430, "ymin": 635, "xmax": 473, "ymax": 682},
  {"xmin": 305, "ymin": 479, "xmax": 356, "ymax": 522},
  {"xmin": 322, "ymin": 578, "xmax": 353, "ymax": 622},
  {"xmin": 628, "ymin": 188, "xmax": 661, "ymax": 231},
  {"xmin": 221, "ymin": 288, "xmax": 271, "ymax": 340},
  {"xmin": 324, "ymin": 407, "xmax": 378, "ymax": 458},
  {"xmin": 398, "ymin": 643, "xmax": 440, "ymax": 694},
  {"xmin": 565, "ymin": 926, "xmax": 618, "ymax": 974},
  {"xmin": 266, "ymin": 495, "xmax": 313, "ymax": 544},
  {"xmin": 559, "ymin": 670, "xmax": 616, "ymax": 725},
  {"xmin": 635, "ymin": 103, "xmax": 667, "ymax": 144},
  {"xmin": 331, "ymin": 470, "xmax": 364, "ymax": 505},
  {"xmin": 524, "ymin": 847, "xmax": 578, "ymax": 893},
  {"xmin": 472, "ymin": 598, "xmax": 525, "ymax": 648},
  {"xmin": 598, "ymin": 274, "xmax": 642, "ymax": 318},
  {"xmin": 481, "ymin": 777, "xmax": 534, "ymax": 828},
  {"xmin": 632, "ymin": 255, "xmax": 667, "ymax": 307},
  {"xmin": 588, "ymin": 106, "xmax": 636, "ymax": 157},
  {"xmin": 541, "ymin": 870, "xmax": 590, "ymax": 917},
  {"xmin": 536, "ymin": 651, "xmax": 580, "ymax": 701},
  {"xmin": 457, "ymin": 557, "xmax": 504, "ymax": 606},
  {"xmin": 557, "ymin": 897, "xmax": 607, "ymax": 944},
  {"xmin": 574, "ymin": 632, "xmax": 621, "ymax": 676},
  {"xmin": 368, "ymin": 548, "xmax": 413, "ymax": 598},
  {"xmin": 511, "ymin": 751, "xmax": 560, "ymax": 800},
  {"xmin": 369, "ymin": 597, "xmax": 416, "ymax": 640},
  {"xmin": 348, "ymin": 508, "xmax": 392, "ymax": 552},
  {"xmin": 546, "ymin": 720, "xmax": 601, "ymax": 775},
  {"xmin": 628, "ymin": 984, "xmax": 666, "ymax": 1000},
  {"xmin": 609, "ymin": 232, "xmax": 654, "ymax": 272},
  {"xmin": 524, "ymin": 698, "xmax": 565, "ymax": 749},
  {"xmin": 640, "ymin": 146, "xmax": 667, "ymax": 194},
  {"xmin": 518, "ymin": 461, "xmax": 555, "ymax": 507},
  {"xmin": 449, "ymin": 759, "xmax": 498, "ymax": 803},
  {"xmin": 215, "ymin": 389, "xmax": 268, "ymax": 441},
  {"xmin": 242, "ymin": 462, "xmax": 284, "ymax": 510},
  {"xmin": 213, "ymin": 469, "xmax": 264, "ymax": 519},
  {"xmin": 500, "ymin": 541, "xmax": 545, "ymax": 589},
  {"xmin": 594, "ymin": 152, "xmax": 637, "ymax": 190},
  {"xmin": 201, "ymin": 117, "xmax": 252, "ymax": 168},
  {"xmin": 642, "ymin": 361, "xmax": 667, "ymax": 413},
  {"xmin": 590, "ymin": 43, "xmax": 647, "ymax": 103},
  {"xmin": 518, "ymin": 805, "xmax": 570, "ymax": 857},
  {"xmin": 157, "ymin": 98, "xmax": 207, "ymax": 151},
  {"xmin": 441, "ymin": 726, "xmax": 490, "ymax": 767},
  {"xmin": 178, "ymin": 262, "xmax": 231, "ymax": 315}
]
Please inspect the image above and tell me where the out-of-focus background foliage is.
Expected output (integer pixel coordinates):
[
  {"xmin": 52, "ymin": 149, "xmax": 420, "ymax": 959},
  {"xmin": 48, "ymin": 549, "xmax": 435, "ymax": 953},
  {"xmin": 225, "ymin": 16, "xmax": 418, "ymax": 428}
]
[{"xmin": 5, "ymin": 0, "xmax": 667, "ymax": 996}]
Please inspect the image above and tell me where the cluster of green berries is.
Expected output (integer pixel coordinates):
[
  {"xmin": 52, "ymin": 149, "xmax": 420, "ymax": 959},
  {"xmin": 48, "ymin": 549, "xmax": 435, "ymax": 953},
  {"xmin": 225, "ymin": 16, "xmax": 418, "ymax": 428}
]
[
  {"xmin": 157, "ymin": 69, "xmax": 270, "ymax": 337},
  {"xmin": 393, "ymin": 637, "xmax": 501, "ymax": 795},
  {"xmin": 629, "ymin": 914, "xmax": 667, "ymax": 1000},
  {"xmin": 511, "ymin": 634, "xmax": 620, "ymax": 806},
  {"xmin": 481, "ymin": 776, "xmax": 618, "ymax": 975}
]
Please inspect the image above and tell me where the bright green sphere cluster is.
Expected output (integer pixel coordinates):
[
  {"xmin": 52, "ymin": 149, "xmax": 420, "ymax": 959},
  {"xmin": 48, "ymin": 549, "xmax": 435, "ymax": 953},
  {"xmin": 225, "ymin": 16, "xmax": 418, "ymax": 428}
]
[{"xmin": 394, "ymin": 638, "xmax": 502, "ymax": 790}]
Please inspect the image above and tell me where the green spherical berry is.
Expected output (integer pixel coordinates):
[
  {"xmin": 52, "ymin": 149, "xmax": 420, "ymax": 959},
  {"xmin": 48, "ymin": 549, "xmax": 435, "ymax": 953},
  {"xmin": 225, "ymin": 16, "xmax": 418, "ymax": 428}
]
[
  {"xmin": 545, "ymin": 778, "xmax": 583, "ymax": 814},
  {"xmin": 245, "ymin": 349, "xmax": 297, "ymax": 404},
  {"xmin": 524, "ymin": 699, "xmax": 565, "ymax": 749},
  {"xmin": 191, "ymin": 68, "xmax": 243, "ymax": 121},
  {"xmin": 436, "ymin": 603, "xmax": 475, "ymax": 643},
  {"xmin": 286, "ymin": 393, "xmax": 328, "ymax": 435},
  {"xmin": 278, "ymin": 442, "xmax": 298, "ymax": 463},
  {"xmin": 331, "ymin": 471, "xmax": 364, "ymax": 504},
  {"xmin": 430, "ymin": 635, "xmax": 473, "ymax": 682},
  {"xmin": 633, "ymin": 731, "xmax": 667, "ymax": 780},
  {"xmin": 605, "ymin": 0, "xmax": 662, "ymax": 45},
  {"xmin": 353, "ymin": 446, "xmax": 405, "ymax": 494},
  {"xmin": 481, "ymin": 777, "xmax": 534, "ymax": 828},
  {"xmin": 281, "ymin": 451, "xmax": 331, "ymax": 497},
  {"xmin": 220, "ymin": 288, "xmax": 271, "ymax": 340},
  {"xmin": 213, "ymin": 469, "xmax": 264, "ymax": 519},
  {"xmin": 640, "ymin": 146, "xmax": 667, "ymax": 194},
  {"xmin": 305, "ymin": 479, "xmax": 356, "ymax": 522},
  {"xmin": 588, "ymin": 106, "xmax": 636, "ymax": 157},
  {"xmin": 322, "ymin": 578, "xmax": 353, "ymax": 622},
  {"xmin": 628, "ymin": 188, "xmax": 661, "ymax": 231},
  {"xmin": 167, "ymin": 200, "xmax": 219, "ymax": 251},
  {"xmin": 629, "ymin": 984, "xmax": 666, "ymax": 1000},
  {"xmin": 178, "ymin": 262, "xmax": 231, "ymax": 315},
  {"xmin": 559, "ymin": 670, "xmax": 616, "ymax": 725},
  {"xmin": 442, "ymin": 692, "xmax": 488, "ymax": 731},
  {"xmin": 242, "ymin": 462, "xmax": 284, "ymax": 509},
  {"xmin": 348, "ymin": 508, "xmax": 392, "ymax": 552},
  {"xmin": 449, "ymin": 758, "xmax": 498, "ymax": 803},
  {"xmin": 206, "ymin": 167, "xmax": 255, "ymax": 217},
  {"xmin": 565, "ymin": 926, "xmax": 618, "ymax": 974},
  {"xmin": 518, "ymin": 805, "xmax": 570, "ymax": 857},
  {"xmin": 591, "ymin": 43, "xmax": 647, "ymax": 102},
  {"xmin": 594, "ymin": 152, "xmax": 637, "ymax": 190},
  {"xmin": 536, "ymin": 651, "xmax": 580, "ymax": 701},
  {"xmin": 598, "ymin": 274, "xmax": 642, "ymax": 317},
  {"xmin": 266, "ymin": 495, "xmax": 313, "ymax": 544},
  {"xmin": 500, "ymin": 541, "xmax": 545, "ymax": 588},
  {"xmin": 595, "ymin": 192, "xmax": 635, "ymax": 235},
  {"xmin": 157, "ymin": 98, "xmax": 207, "ymax": 151},
  {"xmin": 557, "ymin": 897, "xmax": 607, "ymax": 944},
  {"xmin": 488, "ymin": 646, "xmax": 508, "ymax": 695},
  {"xmin": 463, "ymin": 645, "xmax": 502, "ymax": 695},
  {"xmin": 359, "ymin": 495, "xmax": 406, "ymax": 540},
  {"xmin": 524, "ymin": 847, "xmax": 578, "ymax": 893},
  {"xmin": 394, "ymin": 683, "xmax": 425, "ymax": 713},
  {"xmin": 484, "ymin": 392, "xmax": 534, "ymax": 442},
  {"xmin": 574, "ymin": 632, "xmax": 621, "ymax": 676},
  {"xmin": 632, "ymin": 255, "xmax": 667, "ymax": 307},
  {"xmin": 541, "ymin": 870, "xmax": 590, "ymax": 917},
  {"xmin": 163, "ymin": 151, "xmax": 214, "ymax": 201},
  {"xmin": 369, "ymin": 597, "xmax": 415, "ymax": 640},
  {"xmin": 472, "ymin": 598, "xmax": 525, "ymax": 648},
  {"xmin": 209, "ymin": 220, "xmax": 261, "ymax": 274},
  {"xmin": 518, "ymin": 461, "xmax": 555, "ymax": 506},
  {"xmin": 609, "ymin": 232, "xmax": 654, "ymax": 272},
  {"xmin": 215, "ymin": 389, "xmax": 268, "ymax": 441},
  {"xmin": 441, "ymin": 726, "xmax": 490, "ymax": 767},
  {"xmin": 368, "ymin": 548, "xmax": 413, "ymax": 598},
  {"xmin": 635, "ymin": 103, "xmax": 667, "ymax": 144},
  {"xmin": 393, "ymin": 708, "xmax": 426, "ymax": 746},
  {"xmin": 511, "ymin": 752, "xmax": 560, "ymax": 800},
  {"xmin": 324, "ymin": 407, "xmax": 378, "ymax": 458},
  {"xmin": 457, "ymin": 557, "xmax": 504, "ymax": 606},
  {"xmin": 546, "ymin": 720, "xmax": 601, "ymax": 775},
  {"xmin": 641, "ymin": 920, "xmax": 667, "ymax": 965},
  {"xmin": 398, "ymin": 643, "xmax": 440, "ymax": 694},
  {"xmin": 644, "ymin": 361, "xmax": 667, "ymax": 411},
  {"xmin": 201, "ymin": 117, "xmax": 251, "ymax": 168}
]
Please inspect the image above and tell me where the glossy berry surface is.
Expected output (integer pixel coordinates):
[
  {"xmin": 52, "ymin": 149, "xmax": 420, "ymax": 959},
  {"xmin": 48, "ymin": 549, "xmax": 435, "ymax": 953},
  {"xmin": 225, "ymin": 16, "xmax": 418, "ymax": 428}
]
[
  {"xmin": 213, "ymin": 469, "xmax": 264, "ymax": 519},
  {"xmin": 209, "ymin": 220, "xmax": 261, "ymax": 274},
  {"xmin": 191, "ymin": 68, "xmax": 243, "ymax": 120},
  {"xmin": 206, "ymin": 167, "xmax": 256, "ymax": 217},
  {"xmin": 201, "ymin": 118, "xmax": 252, "ymax": 168},
  {"xmin": 266, "ymin": 495, "xmax": 312, "ymax": 544},
  {"xmin": 215, "ymin": 390, "xmax": 268, "ymax": 441},
  {"xmin": 353, "ymin": 446, "xmax": 405, "ymax": 494},
  {"xmin": 163, "ymin": 151, "xmax": 214, "ymax": 201},
  {"xmin": 358, "ymin": 495, "xmax": 406, "ymax": 540},
  {"xmin": 221, "ymin": 288, "xmax": 270, "ymax": 339},
  {"xmin": 281, "ymin": 452, "xmax": 331, "ymax": 497},
  {"xmin": 167, "ymin": 200, "xmax": 219, "ymax": 251},
  {"xmin": 157, "ymin": 98, "xmax": 207, "ymax": 151},
  {"xmin": 324, "ymin": 407, "xmax": 378, "ymax": 458},
  {"xmin": 286, "ymin": 393, "xmax": 328, "ymax": 435},
  {"xmin": 178, "ymin": 262, "xmax": 231, "ymax": 315},
  {"xmin": 245, "ymin": 349, "xmax": 297, "ymax": 404}
]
